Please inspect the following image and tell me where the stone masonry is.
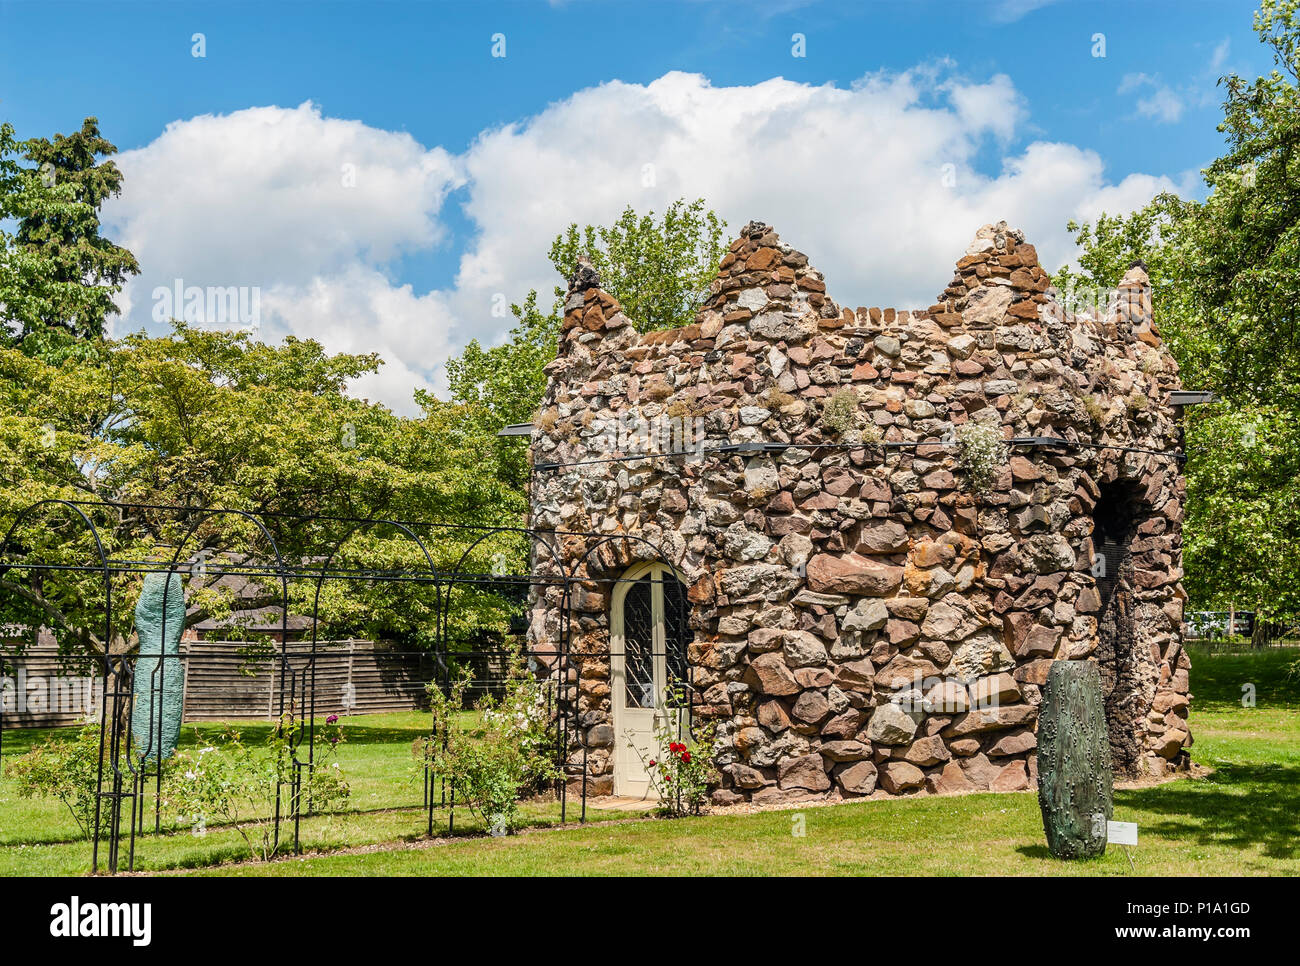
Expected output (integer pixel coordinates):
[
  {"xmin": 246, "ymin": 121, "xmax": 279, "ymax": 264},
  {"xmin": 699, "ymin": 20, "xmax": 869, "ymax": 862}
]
[{"xmin": 528, "ymin": 220, "xmax": 1192, "ymax": 805}]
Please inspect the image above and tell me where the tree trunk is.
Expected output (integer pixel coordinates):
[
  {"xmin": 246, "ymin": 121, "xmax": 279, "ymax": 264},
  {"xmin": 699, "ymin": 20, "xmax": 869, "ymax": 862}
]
[
  {"xmin": 1037, "ymin": 660, "xmax": 1113, "ymax": 859},
  {"xmin": 101, "ymin": 633, "xmax": 135, "ymax": 746},
  {"xmin": 1251, "ymin": 618, "xmax": 1268, "ymax": 650}
]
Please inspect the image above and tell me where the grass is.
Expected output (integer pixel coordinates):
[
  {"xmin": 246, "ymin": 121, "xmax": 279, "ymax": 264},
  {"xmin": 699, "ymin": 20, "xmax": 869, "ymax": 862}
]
[
  {"xmin": 0, "ymin": 710, "xmax": 623, "ymax": 875},
  {"xmin": 2, "ymin": 646, "xmax": 1297, "ymax": 876}
]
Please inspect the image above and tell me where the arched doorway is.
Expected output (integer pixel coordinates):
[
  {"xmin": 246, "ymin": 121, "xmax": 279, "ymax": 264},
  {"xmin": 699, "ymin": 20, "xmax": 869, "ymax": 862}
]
[
  {"xmin": 610, "ymin": 562, "xmax": 690, "ymax": 798},
  {"xmin": 1092, "ymin": 479, "xmax": 1147, "ymax": 777}
]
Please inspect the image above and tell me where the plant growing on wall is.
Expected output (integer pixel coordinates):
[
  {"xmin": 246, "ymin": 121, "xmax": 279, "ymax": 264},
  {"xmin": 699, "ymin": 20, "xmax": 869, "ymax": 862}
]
[
  {"xmin": 1125, "ymin": 391, "xmax": 1150, "ymax": 415},
  {"xmin": 954, "ymin": 418, "xmax": 1008, "ymax": 494},
  {"xmin": 820, "ymin": 387, "xmax": 862, "ymax": 435},
  {"xmin": 1080, "ymin": 393, "xmax": 1108, "ymax": 429}
]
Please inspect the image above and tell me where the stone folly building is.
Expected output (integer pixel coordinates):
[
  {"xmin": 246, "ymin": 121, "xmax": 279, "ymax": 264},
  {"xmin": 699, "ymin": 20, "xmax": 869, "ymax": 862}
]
[{"xmin": 527, "ymin": 220, "xmax": 1192, "ymax": 806}]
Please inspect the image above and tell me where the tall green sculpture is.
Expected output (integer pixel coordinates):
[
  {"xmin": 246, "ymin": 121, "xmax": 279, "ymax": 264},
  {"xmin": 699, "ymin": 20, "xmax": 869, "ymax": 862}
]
[
  {"xmin": 130, "ymin": 572, "xmax": 186, "ymax": 762},
  {"xmin": 1036, "ymin": 660, "xmax": 1113, "ymax": 859}
]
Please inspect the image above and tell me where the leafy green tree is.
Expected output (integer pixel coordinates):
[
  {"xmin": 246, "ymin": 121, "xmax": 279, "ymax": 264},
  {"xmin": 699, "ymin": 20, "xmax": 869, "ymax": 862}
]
[
  {"xmin": 444, "ymin": 199, "xmax": 728, "ymax": 493},
  {"xmin": 1197, "ymin": 0, "xmax": 1300, "ymax": 402},
  {"xmin": 442, "ymin": 289, "xmax": 559, "ymax": 496},
  {"xmin": 1055, "ymin": 0, "xmax": 1300, "ymax": 632},
  {"xmin": 1053, "ymin": 194, "xmax": 1193, "ymax": 364},
  {"xmin": 0, "ymin": 323, "xmax": 523, "ymax": 658},
  {"xmin": 549, "ymin": 197, "xmax": 728, "ymax": 333},
  {"xmin": 1180, "ymin": 404, "xmax": 1300, "ymax": 626},
  {"xmin": 0, "ymin": 188, "xmax": 727, "ymax": 656},
  {"xmin": 0, "ymin": 118, "xmax": 139, "ymax": 355}
]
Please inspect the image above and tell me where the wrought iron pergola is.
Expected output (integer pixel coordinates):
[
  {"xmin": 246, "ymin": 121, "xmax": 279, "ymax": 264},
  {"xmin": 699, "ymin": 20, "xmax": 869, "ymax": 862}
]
[{"xmin": 0, "ymin": 499, "xmax": 689, "ymax": 873}]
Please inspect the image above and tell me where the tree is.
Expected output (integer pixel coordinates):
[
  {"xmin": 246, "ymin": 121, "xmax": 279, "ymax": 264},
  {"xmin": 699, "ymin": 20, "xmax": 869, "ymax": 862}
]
[
  {"xmin": 1055, "ymin": 0, "xmax": 1300, "ymax": 632},
  {"xmin": 548, "ymin": 198, "xmax": 728, "ymax": 333},
  {"xmin": 442, "ymin": 289, "xmax": 559, "ymax": 497},
  {"xmin": 1196, "ymin": 0, "xmax": 1300, "ymax": 402},
  {"xmin": 444, "ymin": 199, "xmax": 728, "ymax": 493},
  {"xmin": 0, "ymin": 323, "xmax": 524, "ymax": 659},
  {"xmin": 0, "ymin": 118, "xmax": 139, "ymax": 355},
  {"xmin": 0, "ymin": 193, "xmax": 729, "ymax": 657}
]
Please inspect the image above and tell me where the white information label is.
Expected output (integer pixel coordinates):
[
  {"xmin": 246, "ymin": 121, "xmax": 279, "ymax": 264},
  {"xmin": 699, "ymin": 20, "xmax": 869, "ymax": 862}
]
[{"xmin": 1107, "ymin": 820, "xmax": 1139, "ymax": 846}]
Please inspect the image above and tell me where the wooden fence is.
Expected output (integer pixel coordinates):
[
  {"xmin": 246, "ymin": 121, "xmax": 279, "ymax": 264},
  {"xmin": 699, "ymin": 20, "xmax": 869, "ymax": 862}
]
[
  {"xmin": 1, "ymin": 639, "xmax": 432, "ymax": 729},
  {"xmin": 0, "ymin": 639, "xmax": 102, "ymax": 729},
  {"xmin": 180, "ymin": 640, "xmax": 434, "ymax": 720}
]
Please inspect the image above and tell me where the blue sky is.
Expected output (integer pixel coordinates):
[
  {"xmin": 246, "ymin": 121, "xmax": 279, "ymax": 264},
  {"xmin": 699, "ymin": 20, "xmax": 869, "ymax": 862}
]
[{"xmin": 0, "ymin": 0, "xmax": 1274, "ymax": 409}]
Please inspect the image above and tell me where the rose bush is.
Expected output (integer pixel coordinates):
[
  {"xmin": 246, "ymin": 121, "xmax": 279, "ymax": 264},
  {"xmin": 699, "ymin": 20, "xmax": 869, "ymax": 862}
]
[{"xmin": 638, "ymin": 720, "xmax": 717, "ymax": 817}]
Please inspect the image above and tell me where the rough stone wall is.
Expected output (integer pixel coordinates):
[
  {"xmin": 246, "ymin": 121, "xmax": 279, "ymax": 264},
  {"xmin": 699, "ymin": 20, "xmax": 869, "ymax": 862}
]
[{"xmin": 528, "ymin": 221, "xmax": 1191, "ymax": 804}]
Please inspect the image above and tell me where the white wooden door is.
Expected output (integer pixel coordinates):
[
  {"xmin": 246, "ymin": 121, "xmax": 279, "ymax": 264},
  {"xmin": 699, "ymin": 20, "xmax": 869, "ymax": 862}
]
[{"xmin": 611, "ymin": 565, "xmax": 688, "ymax": 799}]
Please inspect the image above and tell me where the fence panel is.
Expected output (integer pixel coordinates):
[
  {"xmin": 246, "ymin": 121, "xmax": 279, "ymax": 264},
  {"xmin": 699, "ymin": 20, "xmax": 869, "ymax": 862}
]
[{"xmin": 0, "ymin": 637, "xmax": 432, "ymax": 729}]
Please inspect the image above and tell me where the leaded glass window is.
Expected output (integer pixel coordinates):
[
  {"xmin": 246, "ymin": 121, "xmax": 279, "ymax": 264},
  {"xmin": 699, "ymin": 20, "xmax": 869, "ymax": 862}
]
[
  {"xmin": 623, "ymin": 577, "xmax": 655, "ymax": 709},
  {"xmin": 617, "ymin": 567, "xmax": 690, "ymax": 710},
  {"xmin": 662, "ymin": 575, "xmax": 690, "ymax": 707}
]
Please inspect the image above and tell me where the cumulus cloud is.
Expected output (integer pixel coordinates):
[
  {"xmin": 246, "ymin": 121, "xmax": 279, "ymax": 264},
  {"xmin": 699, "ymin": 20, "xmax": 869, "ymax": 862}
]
[
  {"xmin": 105, "ymin": 72, "xmax": 1178, "ymax": 413},
  {"xmin": 453, "ymin": 70, "xmax": 1175, "ymax": 324},
  {"xmin": 259, "ymin": 266, "xmax": 458, "ymax": 407},
  {"xmin": 105, "ymin": 102, "xmax": 461, "ymax": 408}
]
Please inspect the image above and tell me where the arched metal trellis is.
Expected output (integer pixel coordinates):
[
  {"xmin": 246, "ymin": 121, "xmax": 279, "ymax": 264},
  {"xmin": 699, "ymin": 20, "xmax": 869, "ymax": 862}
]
[{"xmin": 0, "ymin": 499, "xmax": 680, "ymax": 872}]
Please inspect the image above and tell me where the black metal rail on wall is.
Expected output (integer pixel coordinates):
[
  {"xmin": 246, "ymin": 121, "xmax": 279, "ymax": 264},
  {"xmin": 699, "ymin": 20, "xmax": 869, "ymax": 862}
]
[{"xmin": 0, "ymin": 499, "xmax": 688, "ymax": 873}]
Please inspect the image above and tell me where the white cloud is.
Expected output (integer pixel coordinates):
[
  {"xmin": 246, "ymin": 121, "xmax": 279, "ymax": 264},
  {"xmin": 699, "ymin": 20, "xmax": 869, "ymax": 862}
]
[
  {"xmin": 111, "ymin": 102, "xmax": 461, "ymax": 286},
  {"xmin": 259, "ymin": 266, "xmax": 458, "ymax": 408},
  {"xmin": 105, "ymin": 72, "xmax": 1178, "ymax": 413},
  {"xmin": 1137, "ymin": 88, "xmax": 1186, "ymax": 124},
  {"xmin": 104, "ymin": 102, "xmax": 461, "ymax": 410},
  {"xmin": 452, "ymin": 70, "xmax": 1174, "ymax": 321},
  {"xmin": 1211, "ymin": 38, "xmax": 1230, "ymax": 71},
  {"xmin": 1118, "ymin": 72, "xmax": 1187, "ymax": 124},
  {"xmin": 990, "ymin": 0, "xmax": 1059, "ymax": 23},
  {"xmin": 945, "ymin": 74, "xmax": 1026, "ymax": 141}
]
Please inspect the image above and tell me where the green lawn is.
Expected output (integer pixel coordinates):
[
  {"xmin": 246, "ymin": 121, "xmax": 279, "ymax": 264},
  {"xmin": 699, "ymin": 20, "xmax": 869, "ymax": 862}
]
[
  {"xmin": 3, "ymin": 646, "xmax": 1297, "ymax": 876},
  {"xmin": 0, "ymin": 710, "xmax": 621, "ymax": 875}
]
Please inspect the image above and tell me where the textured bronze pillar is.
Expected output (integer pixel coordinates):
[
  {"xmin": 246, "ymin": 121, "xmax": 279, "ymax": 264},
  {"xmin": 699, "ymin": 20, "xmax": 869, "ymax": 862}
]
[
  {"xmin": 130, "ymin": 572, "xmax": 185, "ymax": 762},
  {"xmin": 1037, "ymin": 660, "xmax": 1113, "ymax": 858}
]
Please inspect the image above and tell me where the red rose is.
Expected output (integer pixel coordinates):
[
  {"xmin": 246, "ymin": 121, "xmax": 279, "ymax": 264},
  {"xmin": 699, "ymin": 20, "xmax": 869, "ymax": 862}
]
[
  {"xmin": 681, "ymin": 752, "xmax": 691, "ymax": 763},
  {"xmin": 648, "ymin": 759, "xmax": 656, "ymax": 767}
]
